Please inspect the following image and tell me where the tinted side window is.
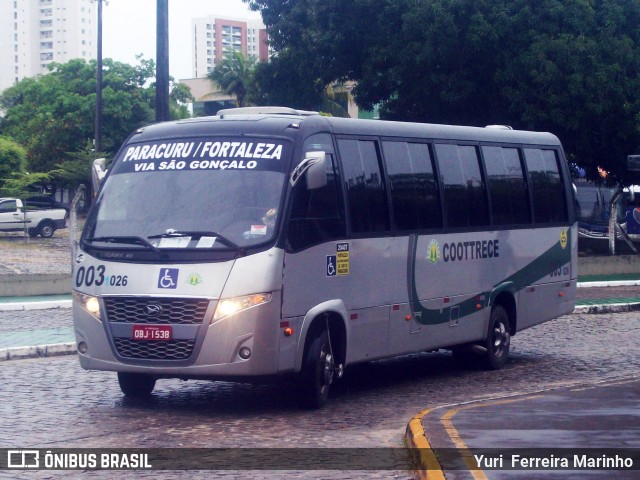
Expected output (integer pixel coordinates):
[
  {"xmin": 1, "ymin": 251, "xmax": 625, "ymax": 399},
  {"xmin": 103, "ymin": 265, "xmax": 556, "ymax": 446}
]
[
  {"xmin": 286, "ymin": 138, "xmax": 346, "ymax": 250},
  {"xmin": 337, "ymin": 139, "xmax": 390, "ymax": 234},
  {"xmin": 523, "ymin": 148, "xmax": 568, "ymax": 223},
  {"xmin": 482, "ymin": 146, "xmax": 531, "ymax": 226},
  {"xmin": 382, "ymin": 141, "xmax": 442, "ymax": 230},
  {"xmin": 435, "ymin": 144, "xmax": 489, "ymax": 228}
]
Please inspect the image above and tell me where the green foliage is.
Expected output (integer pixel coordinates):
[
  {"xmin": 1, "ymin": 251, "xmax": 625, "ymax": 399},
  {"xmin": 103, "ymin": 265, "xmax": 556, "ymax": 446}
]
[
  {"xmin": 170, "ymin": 81, "xmax": 195, "ymax": 120},
  {"xmin": 51, "ymin": 141, "xmax": 107, "ymax": 188},
  {"xmin": 207, "ymin": 51, "xmax": 258, "ymax": 107},
  {"xmin": 0, "ymin": 57, "xmax": 158, "ymax": 177},
  {"xmin": 0, "ymin": 172, "xmax": 50, "ymax": 199},
  {"xmin": 246, "ymin": 0, "xmax": 640, "ymax": 185},
  {"xmin": 0, "ymin": 136, "xmax": 27, "ymax": 190}
]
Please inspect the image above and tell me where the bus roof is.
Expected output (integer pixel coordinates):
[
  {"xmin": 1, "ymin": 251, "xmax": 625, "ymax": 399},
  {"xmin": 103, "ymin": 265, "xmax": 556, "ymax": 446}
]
[{"xmin": 130, "ymin": 110, "xmax": 561, "ymax": 148}]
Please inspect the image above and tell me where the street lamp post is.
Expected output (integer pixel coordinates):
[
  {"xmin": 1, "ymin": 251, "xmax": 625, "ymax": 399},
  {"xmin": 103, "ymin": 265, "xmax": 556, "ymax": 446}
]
[
  {"xmin": 156, "ymin": 0, "xmax": 170, "ymax": 122},
  {"xmin": 94, "ymin": 0, "xmax": 107, "ymax": 153}
]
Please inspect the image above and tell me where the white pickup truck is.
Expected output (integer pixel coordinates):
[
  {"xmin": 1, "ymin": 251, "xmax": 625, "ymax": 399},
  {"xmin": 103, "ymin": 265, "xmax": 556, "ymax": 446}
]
[{"xmin": 0, "ymin": 198, "xmax": 67, "ymax": 238}]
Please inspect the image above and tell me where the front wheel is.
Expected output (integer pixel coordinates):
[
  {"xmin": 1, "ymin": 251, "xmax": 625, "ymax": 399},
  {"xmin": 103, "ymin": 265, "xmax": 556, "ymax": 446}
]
[
  {"xmin": 298, "ymin": 330, "xmax": 335, "ymax": 409},
  {"xmin": 482, "ymin": 305, "xmax": 511, "ymax": 370},
  {"xmin": 117, "ymin": 372, "xmax": 156, "ymax": 397}
]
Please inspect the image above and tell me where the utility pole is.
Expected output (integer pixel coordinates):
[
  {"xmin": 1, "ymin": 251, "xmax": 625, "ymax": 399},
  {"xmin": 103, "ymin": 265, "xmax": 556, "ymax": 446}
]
[
  {"xmin": 94, "ymin": 0, "xmax": 105, "ymax": 152},
  {"xmin": 156, "ymin": 0, "xmax": 170, "ymax": 122}
]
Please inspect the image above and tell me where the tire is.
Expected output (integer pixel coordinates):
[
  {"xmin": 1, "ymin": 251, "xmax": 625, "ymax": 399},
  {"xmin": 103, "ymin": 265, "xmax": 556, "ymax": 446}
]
[
  {"xmin": 38, "ymin": 220, "xmax": 55, "ymax": 238},
  {"xmin": 482, "ymin": 304, "xmax": 511, "ymax": 370},
  {"xmin": 117, "ymin": 372, "xmax": 156, "ymax": 397},
  {"xmin": 299, "ymin": 329, "xmax": 335, "ymax": 409}
]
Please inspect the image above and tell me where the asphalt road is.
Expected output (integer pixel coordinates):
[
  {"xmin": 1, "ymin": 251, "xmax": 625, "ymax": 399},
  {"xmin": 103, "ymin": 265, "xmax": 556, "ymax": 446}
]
[{"xmin": 0, "ymin": 309, "xmax": 638, "ymax": 479}]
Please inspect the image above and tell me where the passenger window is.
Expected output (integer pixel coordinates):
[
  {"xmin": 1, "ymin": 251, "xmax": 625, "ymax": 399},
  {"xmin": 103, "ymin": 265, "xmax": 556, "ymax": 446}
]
[
  {"xmin": 523, "ymin": 148, "xmax": 568, "ymax": 223},
  {"xmin": 286, "ymin": 153, "xmax": 346, "ymax": 251},
  {"xmin": 337, "ymin": 139, "xmax": 390, "ymax": 234},
  {"xmin": 482, "ymin": 146, "xmax": 531, "ymax": 225},
  {"xmin": 382, "ymin": 141, "xmax": 442, "ymax": 230},
  {"xmin": 0, "ymin": 201, "xmax": 17, "ymax": 213},
  {"xmin": 435, "ymin": 144, "xmax": 489, "ymax": 228}
]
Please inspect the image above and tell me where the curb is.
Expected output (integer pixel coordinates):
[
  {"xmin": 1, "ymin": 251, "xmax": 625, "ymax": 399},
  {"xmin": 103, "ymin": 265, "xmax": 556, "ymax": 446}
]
[
  {"xmin": 573, "ymin": 302, "xmax": 640, "ymax": 314},
  {"xmin": 578, "ymin": 280, "xmax": 640, "ymax": 288},
  {"xmin": 0, "ymin": 342, "xmax": 77, "ymax": 362},
  {"xmin": 405, "ymin": 410, "xmax": 446, "ymax": 480},
  {"xmin": 0, "ymin": 299, "xmax": 72, "ymax": 311}
]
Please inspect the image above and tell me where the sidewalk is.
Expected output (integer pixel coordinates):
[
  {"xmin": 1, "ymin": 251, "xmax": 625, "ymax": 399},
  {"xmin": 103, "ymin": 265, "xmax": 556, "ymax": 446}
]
[{"xmin": 0, "ymin": 294, "xmax": 74, "ymax": 361}]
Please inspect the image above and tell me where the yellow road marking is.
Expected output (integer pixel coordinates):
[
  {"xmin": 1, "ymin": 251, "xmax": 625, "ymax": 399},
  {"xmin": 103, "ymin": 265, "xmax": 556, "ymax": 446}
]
[{"xmin": 440, "ymin": 395, "xmax": 543, "ymax": 480}]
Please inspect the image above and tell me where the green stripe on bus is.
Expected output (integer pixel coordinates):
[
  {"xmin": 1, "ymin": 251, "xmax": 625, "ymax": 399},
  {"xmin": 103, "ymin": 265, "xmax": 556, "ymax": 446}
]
[{"xmin": 409, "ymin": 230, "xmax": 572, "ymax": 325}]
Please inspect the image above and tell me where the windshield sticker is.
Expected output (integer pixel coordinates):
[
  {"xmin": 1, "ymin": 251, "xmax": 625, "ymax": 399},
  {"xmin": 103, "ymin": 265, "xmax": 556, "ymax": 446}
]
[
  {"xmin": 250, "ymin": 225, "xmax": 268, "ymax": 236},
  {"xmin": 117, "ymin": 140, "xmax": 288, "ymax": 174},
  {"xmin": 196, "ymin": 236, "xmax": 217, "ymax": 248},
  {"xmin": 158, "ymin": 236, "xmax": 191, "ymax": 249}
]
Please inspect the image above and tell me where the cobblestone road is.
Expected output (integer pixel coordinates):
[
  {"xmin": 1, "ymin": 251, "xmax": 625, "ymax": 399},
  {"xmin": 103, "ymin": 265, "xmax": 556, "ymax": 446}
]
[{"xmin": 0, "ymin": 310, "xmax": 638, "ymax": 479}]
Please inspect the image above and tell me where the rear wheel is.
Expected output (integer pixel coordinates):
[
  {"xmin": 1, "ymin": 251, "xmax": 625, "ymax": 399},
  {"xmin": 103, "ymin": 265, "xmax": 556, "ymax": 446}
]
[
  {"xmin": 117, "ymin": 372, "xmax": 156, "ymax": 397},
  {"xmin": 299, "ymin": 329, "xmax": 335, "ymax": 409},
  {"xmin": 482, "ymin": 304, "xmax": 511, "ymax": 370},
  {"xmin": 38, "ymin": 220, "xmax": 55, "ymax": 238}
]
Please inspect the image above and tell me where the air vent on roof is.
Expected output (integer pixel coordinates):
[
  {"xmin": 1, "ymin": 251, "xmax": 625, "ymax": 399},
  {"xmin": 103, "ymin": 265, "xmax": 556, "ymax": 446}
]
[
  {"xmin": 485, "ymin": 125, "xmax": 513, "ymax": 130},
  {"xmin": 217, "ymin": 106, "xmax": 319, "ymax": 117}
]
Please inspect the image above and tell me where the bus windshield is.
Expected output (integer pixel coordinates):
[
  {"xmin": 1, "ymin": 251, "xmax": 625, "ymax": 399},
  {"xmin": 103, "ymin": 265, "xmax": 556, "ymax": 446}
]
[{"xmin": 83, "ymin": 137, "xmax": 290, "ymax": 251}]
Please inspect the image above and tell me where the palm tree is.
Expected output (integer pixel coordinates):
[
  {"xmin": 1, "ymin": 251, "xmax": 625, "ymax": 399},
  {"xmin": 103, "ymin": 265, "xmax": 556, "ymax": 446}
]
[{"xmin": 207, "ymin": 51, "xmax": 257, "ymax": 108}]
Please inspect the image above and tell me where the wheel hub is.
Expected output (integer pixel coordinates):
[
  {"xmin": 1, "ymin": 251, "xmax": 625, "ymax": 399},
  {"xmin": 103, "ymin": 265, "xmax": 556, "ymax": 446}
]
[{"xmin": 322, "ymin": 352, "xmax": 335, "ymax": 386}]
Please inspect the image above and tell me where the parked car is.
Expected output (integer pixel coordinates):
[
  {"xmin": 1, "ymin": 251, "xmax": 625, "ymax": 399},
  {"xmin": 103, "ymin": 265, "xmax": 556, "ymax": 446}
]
[
  {"xmin": 0, "ymin": 198, "xmax": 67, "ymax": 238},
  {"xmin": 25, "ymin": 195, "xmax": 70, "ymax": 214}
]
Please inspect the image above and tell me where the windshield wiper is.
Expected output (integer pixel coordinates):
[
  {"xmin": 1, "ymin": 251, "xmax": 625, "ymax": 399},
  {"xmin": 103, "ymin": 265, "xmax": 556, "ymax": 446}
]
[
  {"xmin": 147, "ymin": 231, "xmax": 243, "ymax": 253},
  {"xmin": 85, "ymin": 236, "xmax": 159, "ymax": 252}
]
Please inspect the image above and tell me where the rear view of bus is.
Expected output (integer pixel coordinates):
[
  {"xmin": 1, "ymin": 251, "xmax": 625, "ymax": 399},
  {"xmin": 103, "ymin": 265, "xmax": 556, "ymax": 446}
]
[{"xmin": 72, "ymin": 108, "xmax": 577, "ymax": 408}]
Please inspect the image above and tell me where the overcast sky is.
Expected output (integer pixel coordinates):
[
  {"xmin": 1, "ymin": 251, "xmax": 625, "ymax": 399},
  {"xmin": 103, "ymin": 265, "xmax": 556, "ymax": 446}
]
[{"xmin": 101, "ymin": 0, "xmax": 262, "ymax": 80}]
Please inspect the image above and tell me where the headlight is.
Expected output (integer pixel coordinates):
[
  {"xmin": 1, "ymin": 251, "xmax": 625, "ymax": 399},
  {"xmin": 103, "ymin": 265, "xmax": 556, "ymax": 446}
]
[
  {"xmin": 214, "ymin": 293, "xmax": 272, "ymax": 321},
  {"xmin": 73, "ymin": 291, "xmax": 102, "ymax": 320}
]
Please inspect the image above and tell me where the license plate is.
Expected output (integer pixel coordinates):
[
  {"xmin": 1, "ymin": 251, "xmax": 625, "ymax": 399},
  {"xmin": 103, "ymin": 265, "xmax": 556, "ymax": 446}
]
[{"xmin": 132, "ymin": 325, "xmax": 172, "ymax": 341}]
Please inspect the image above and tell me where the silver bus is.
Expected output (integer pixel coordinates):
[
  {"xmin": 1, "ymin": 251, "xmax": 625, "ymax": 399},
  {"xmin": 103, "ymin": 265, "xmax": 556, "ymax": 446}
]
[{"xmin": 72, "ymin": 107, "xmax": 577, "ymax": 408}]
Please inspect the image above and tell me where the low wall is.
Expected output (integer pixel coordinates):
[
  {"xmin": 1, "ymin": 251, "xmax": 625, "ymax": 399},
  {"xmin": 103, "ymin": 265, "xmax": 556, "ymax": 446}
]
[
  {"xmin": 578, "ymin": 255, "xmax": 640, "ymax": 277},
  {"xmin": 0, "ymin": 273, "xmax": 72, "ymax": 297},
  {"xmin": 0, "ymin": 256, "xmax": 639, "ymax": 297}
]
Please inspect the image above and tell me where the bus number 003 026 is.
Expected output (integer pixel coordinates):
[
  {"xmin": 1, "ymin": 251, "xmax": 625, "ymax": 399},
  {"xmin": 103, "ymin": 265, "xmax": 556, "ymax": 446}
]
[{"xmin": 75, "ymin": 265, "xmax": 128, "ymax": 288}]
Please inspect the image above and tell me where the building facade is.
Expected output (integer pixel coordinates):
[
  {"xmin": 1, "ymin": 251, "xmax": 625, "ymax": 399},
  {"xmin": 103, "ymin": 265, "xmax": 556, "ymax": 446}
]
[
  {"xmin": 0, "ymin": 0, "xmax": 96, "ymax": 93},
  {"xmin": 191, "ymin": 15, "xmax": 268, "ymax": 79}
]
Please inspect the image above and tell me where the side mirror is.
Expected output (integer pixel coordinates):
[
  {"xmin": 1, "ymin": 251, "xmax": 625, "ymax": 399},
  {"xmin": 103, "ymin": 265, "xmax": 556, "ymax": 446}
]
[
  {"xmin": 304, "ymin": 152, "xmax": 328, "ymax": 190},
  {"xmin": 92, "ymin": 158, "xmax": 107, "ymax": 194},
  {"xmin": 289, "ymin": 151, "xmax": 327, "ymax": 189}
]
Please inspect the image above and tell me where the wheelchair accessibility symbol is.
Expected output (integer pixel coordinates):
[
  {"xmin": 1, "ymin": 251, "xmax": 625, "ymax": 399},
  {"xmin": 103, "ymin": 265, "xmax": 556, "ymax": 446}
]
[
  {"xmin": 158, "ymin": 268, "xmax": 179, "ymax": 289},
  {"xmin": 326, "ymin": 255, "xmax": 337, "ymax": 277}
]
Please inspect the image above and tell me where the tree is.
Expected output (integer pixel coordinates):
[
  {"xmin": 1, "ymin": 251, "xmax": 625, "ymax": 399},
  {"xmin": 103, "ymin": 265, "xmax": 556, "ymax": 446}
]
[
  {"xmin": 207, "ymin": 51, "xmax": 257, "ymax": 107},
  {"xmin": 170, "ymin": 81, "xmax": 195, "ymax": 119},
  {"xmin": 51, "ymin": 141, "xmax": 107, "ymax": 190},
  {"xmin": 245, "ymin": 0, "xmax": 640, "ymax": 185},
  {"xmin": 0, "ymin": 56, "xmax": 191, "ymax": 177},
  {"xmin": 0, "ymin": 137, "xmax": 27, "ymax": 191}
]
